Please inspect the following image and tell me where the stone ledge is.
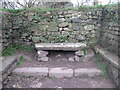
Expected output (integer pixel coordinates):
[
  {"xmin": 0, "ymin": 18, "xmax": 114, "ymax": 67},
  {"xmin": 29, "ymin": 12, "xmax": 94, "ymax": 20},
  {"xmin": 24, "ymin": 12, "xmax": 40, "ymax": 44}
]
[
  {"xmin": 12, "ymin": 67, "xmax": 103, "ymax": 78},
  {"xmin": 35, "ymin": 43, "xmax": 87, "ymax": 51},
  {"xmin": 13, "ymin": 67, "xmax": 49, "ymax": 76},
  {"xmin": 49, "ymin": 67, "xmax": 73, "ymax": 78},
  {"xmin": 94, "ymin": 45, "xmax": 119, "ymax": 69},
  {"xmin": 74, "ymin": 68, "xmax": 103, "ymax": 78}
]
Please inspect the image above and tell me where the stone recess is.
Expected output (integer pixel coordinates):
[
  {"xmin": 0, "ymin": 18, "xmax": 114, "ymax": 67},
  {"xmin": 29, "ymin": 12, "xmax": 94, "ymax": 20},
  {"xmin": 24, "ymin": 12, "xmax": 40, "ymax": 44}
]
[
  {"xmin": 12, "ymin": 67, "xmax": 49, "ymax": 76},
  {"xmin": 49, "ymin": 67, "xmax": 73, "ymax": 78},
  {"xmin": 74, "ymin": 68, "xmax": 103, "ymax": 78}
]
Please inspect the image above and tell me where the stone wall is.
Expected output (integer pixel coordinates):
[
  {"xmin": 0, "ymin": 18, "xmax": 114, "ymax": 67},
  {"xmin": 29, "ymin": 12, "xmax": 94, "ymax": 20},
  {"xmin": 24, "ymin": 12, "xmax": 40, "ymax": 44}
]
[
  {"xmin": 2, "ymin": 11, "xmax": 13, "ymax": 50},
  {"xmin": 2, "ymin": 9, "xmax": 102, "ymax": 50},
  {"xmin": 2, "ymin": 6, "xmax": 119, "ymax": 54},
  {"xmin": 99, "ymin": 6, "xmax": 119, "ymax": 55},
  {"xmin": 94, "ymin": 45, "xmax": 119, "ymax": 88}
]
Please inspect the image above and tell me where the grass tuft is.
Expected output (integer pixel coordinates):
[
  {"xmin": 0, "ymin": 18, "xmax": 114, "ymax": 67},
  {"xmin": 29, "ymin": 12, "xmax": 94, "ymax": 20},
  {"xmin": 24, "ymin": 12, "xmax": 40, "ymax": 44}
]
[{"xmin": 2, "ymin": 43, "xmax": 35, "ymax": 56}]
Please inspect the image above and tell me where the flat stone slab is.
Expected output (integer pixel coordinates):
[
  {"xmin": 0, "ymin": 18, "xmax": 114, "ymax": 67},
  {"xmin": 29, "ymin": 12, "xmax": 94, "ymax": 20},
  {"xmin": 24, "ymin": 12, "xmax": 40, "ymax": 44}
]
[
  {"xmin": 35, "ymin": 43, "xmax": 87, "ymax": 51},
  {"xmin": 49, "ymin": 67, "xmax": 73, "ymax": 78},
  {"xmin": 74, "ymin": 68, "xmax": 103, "ymax": 78},
  {"xmin": 12, "ymin": 67, "xmax": 103, "ymax": 78},
  {"xmin": 13, "ymin": 67, "xmax": 49, "ymax": 76}
]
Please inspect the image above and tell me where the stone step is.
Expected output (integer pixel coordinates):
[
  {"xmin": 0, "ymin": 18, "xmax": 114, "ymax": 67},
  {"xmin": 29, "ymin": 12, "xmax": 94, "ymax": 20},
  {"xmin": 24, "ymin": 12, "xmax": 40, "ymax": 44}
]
[
  {"xmin": 13, "ymin": 67, "xmax": 49, "ymax": 77},
  {"xmin": 35, "ymin": 43, "xmax": 87, "ymax": 51},
  {"xmin": 12, "ymin": 67, "xmax": 103, "ymax": 78},
  {"xmin": 74, "ymin": 68, "xmax": 103, "ymax": 78}
]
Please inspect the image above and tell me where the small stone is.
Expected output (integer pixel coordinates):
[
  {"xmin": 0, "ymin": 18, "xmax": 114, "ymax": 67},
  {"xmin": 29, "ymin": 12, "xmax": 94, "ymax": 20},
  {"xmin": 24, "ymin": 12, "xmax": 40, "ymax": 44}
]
[
  {"xmin": 75, "ymin": 51, "xmax": 84, "ymax": 56},
  {"xmin": 65, "ymin": 14, "xmax": 72, "ymax": 17},
  {"xmin": 62, "ymin": 31, "xmax": 69, "ymax": 35},
  {"xmin": 68, "ymin": 57, "xmax": 75, "ymax": 62},
  {"xmin": 58, "ymin": 15, "xmax": 64, "ymax": 18},
  {"xmin": 12, "ymin": 85, "xmax": 17, "ymax": 88},
  {"xmin": 58, "ymin": 28, "xmax": 63, "ymax": 32},
  {"xmin": 79, "ymin": 15, "xmax": 88, "ymax": 20},
  {"xmin": 72, "ymin": 23, "xmax": 80, "ymax": 30},
  {"xmin": 74, "ymin": 56, "xmax": 80, "ymax": 62},
  {"xmin": 76, "ymin": 35, "xmax": 86, "ymax": 41},
  {"xmin": 58, "ymin": 18, "xmax": 66, "ymax": 21},
  {"xmin": 58, "ymin": 22, "xmax": 69, "ymax": 28},
  {"xmin": 72, "ymin": 18, "xmax": 81, "ymax": 23},
  {"xmin": 38, "ymin": 57, "xmax": 49, "ymax": 61},
  {"xmin": 37, "ymin": 50, "xmax": 49, "ymax": 57},
  {"xmin": 63, "ymin": 28, "xmax": 71, "ymax": 31},
  {"xmin": 84, "ymin": 25, "xmax": 94, "ymax": 30}
]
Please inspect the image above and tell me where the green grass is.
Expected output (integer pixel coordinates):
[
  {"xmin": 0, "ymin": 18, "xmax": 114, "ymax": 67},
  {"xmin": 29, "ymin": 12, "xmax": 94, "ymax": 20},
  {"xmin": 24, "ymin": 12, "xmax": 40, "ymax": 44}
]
[
  {"xmin": 95, "ymin": 55, "xmax": 109, "ymax": 79},
  {"xmin": 82, "ymin": 49, "xmax": 88, "ymax": 55},
  {"xmin": 0, "ymin": 3, "xmax": 118, "ymax": 14},
  {"xmin": 24, "ymin": 7, "xmax": 77, "ymax": 13},
  {"xmin": 16, "ymin": 56, "xmax": 26, "ymax": 66},
  {"xmin": 0, "ymin": 8, "xmax": 24, "ymax": 13},
  {"xmin": 79, "ymin": 4, "xmax": 103, "ymax": 10},
  {"xmin": 39, "ymin": 34, "xmax": 70, "ymax": 43},
  {"xmin": 50, "ymin": 76, "xmax": 57, "ymax": 80},
  {"xmin": 79, "ymin": 3, "xmax": 119, "ymax": 10},
  {"xmin": 2, "ymin": 43, "xmax": 35, "ymax": 56}
]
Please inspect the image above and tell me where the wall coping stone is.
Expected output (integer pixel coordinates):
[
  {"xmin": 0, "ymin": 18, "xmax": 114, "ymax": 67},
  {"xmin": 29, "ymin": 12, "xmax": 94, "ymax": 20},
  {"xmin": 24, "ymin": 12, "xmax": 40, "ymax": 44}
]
[{"xmin": 94, "ymin": 45, "xmax": 119, "ymax": 69}]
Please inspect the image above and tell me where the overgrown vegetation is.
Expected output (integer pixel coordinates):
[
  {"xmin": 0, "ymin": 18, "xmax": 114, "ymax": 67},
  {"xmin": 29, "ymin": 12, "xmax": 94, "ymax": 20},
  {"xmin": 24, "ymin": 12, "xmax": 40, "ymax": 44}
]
[
  {"xmin": 94, "ymin": 54, "xmax": 109, "ymax": 78},
  {"xmin": 0, "ymin": 3, "xmax": 118, "ymax": 13},
  {"xmin": 40, "ymin": 34, "xmax": 70, "ymax": 43},
  {"xmin": 79, "ymin": 3, "xmax": 118, "ymax": 10},
  {"xmin": 82, "ymin": 49, "xmax": 88, "ymax": 55},
  {"xmin": 0, "ymin": 8, "xmax": 24, "ymax": 13},
  {"xmin": 50, "ymin": 76, "xmax": 57, "ymax": 80},
  {"xmin": 2, "ymin": 43, "xmax": 35, "ymax": 56},
  {"xmin": 79, "ymin": 4, "xmax": 103, "ymax": 10},
  {"xmin": 16, "ymin": 56, "xmax": 26, "ymax": 66}
]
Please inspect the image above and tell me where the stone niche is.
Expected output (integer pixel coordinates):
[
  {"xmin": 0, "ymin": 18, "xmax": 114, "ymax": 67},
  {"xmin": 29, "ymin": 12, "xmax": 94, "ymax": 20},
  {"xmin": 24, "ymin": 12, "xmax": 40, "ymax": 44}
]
[{"xmin": 35, "ymin": 43, "xmax": 87, "ymax": 62}]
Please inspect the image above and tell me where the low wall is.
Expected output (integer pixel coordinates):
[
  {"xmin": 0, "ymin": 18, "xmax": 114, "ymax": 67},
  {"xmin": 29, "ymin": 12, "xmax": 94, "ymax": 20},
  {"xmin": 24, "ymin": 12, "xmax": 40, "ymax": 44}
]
[{"xmin": 94, "ymin": 45, "xmax": 119, "ymax": 88}]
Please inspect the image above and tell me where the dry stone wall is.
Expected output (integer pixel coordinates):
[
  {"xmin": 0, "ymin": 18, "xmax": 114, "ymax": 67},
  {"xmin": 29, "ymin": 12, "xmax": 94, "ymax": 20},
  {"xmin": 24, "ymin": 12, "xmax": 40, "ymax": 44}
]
[
  {"xmin": 2, "ymin": 9, "xmax": 101, "ymax": 49},
  {"xmin": 2, "ymin": 6, "xmax": 119, "ymax": 55},
  {"xmin": 99, "ymin": 6, "xmax": 119, "ymax": 55}
]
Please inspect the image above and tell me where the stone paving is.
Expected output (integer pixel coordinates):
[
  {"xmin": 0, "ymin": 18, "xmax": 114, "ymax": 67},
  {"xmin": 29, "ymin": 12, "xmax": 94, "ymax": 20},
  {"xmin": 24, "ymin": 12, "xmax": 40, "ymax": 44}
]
[{"xmin": 12, "ymin": 67, "xmax": 103, "ymax": 78}]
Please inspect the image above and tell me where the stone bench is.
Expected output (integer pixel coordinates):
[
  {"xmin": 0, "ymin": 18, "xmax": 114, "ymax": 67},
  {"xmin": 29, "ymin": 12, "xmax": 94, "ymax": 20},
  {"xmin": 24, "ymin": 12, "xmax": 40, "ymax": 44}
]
[
  {"xmin": 35, "ymin": 43, "xmax": 87, "ymax": 51},
  {"xmin": 35, "ymin": 43, "xmax": 87, "ymax": 62}
]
